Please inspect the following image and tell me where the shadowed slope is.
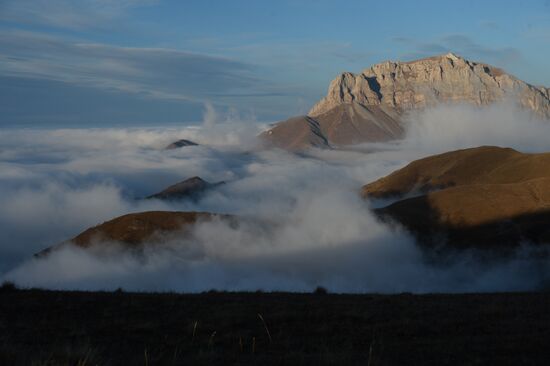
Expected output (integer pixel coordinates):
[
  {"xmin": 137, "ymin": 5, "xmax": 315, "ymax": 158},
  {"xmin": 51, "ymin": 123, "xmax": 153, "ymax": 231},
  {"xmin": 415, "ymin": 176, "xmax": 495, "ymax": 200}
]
[
  {"xmin": 377, "ymin": 180, "xmax": 550, "ymax": 248},
  {"xmin": 260, "ymin": 115, "xmax": 330, "ymax": 150},
  {"xmin": 313, "ymin": 103, "xmax": 403, "ymax": 145},
  {"xmin": 165, "ymin": 139, "xmax": 198, "ymax": 149},
  {"xmin": 260, "ymin": 105, "xmax": 403, "ymax": 149},
  {"xmin": 146, "ymin": 176, "xmax": 224, "ymax": 201},
  {"xmin": 363, "ymin": 146, "xmax": 550, "ymax": 248}
]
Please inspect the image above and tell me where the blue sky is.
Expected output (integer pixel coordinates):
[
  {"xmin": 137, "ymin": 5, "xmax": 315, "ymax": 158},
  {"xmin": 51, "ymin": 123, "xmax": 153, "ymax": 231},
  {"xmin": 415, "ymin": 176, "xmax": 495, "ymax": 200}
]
[{"xmin": 1, "ymin": 0, "xmax": 549, "ymax": 126}]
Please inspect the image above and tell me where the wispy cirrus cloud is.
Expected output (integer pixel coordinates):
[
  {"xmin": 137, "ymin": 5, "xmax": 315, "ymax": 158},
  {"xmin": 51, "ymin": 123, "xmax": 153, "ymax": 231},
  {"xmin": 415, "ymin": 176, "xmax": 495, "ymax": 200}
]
[
  {"xmin": 0, "ymin": 0, "xmax": 158, "ymax": 29},
  {"xmin": 0, "ymin": 30, "xmax": 262, "ymax": 102},
  {"xmin": 0, "ymin": 29, "xmax": 307, "ymax": 124},
  {"xmin": 0, "ymin": 29, "xmax": 356, "ymax": 124}
]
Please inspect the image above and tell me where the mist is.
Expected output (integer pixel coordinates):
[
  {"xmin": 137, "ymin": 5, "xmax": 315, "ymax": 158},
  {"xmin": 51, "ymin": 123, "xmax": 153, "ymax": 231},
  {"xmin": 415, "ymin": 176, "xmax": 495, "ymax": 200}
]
[
  {"xmin": 401, "ymin": 101, "xmax": 550, "ymax": 153},
  {"xmin": 2, "ymin": 102, "xmax": 550, "ymax": 293}
]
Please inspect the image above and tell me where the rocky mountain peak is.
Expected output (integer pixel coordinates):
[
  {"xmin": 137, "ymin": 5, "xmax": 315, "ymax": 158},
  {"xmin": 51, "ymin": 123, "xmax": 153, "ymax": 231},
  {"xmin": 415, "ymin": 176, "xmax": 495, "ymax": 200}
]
[
  {"xmin": 262, "ymin": 53, "xmax": 550, "ymax": 150},
  {"xmin": 309, "ymin": 53, "xmax": 550, "ymax": 118},
  {"xmin": 444, "ymin": 52, "xmax": 461, "ymax": 61}
]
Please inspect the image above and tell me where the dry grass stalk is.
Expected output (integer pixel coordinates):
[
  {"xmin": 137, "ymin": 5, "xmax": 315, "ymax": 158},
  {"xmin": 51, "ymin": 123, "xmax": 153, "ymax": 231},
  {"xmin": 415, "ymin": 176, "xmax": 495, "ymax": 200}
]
[
  {"xmin": 258, "ymin": 313, "xmax": 272, "ymax": 343},
  {"xmin": 172, "ymin": 346, "xmax": 179, "ymax": 365},
  {"xmin": 76, "ymin": 348, "xmax": 91, "ymax": 366},
  {"xmin": 191, "ymin": 320, "xmax": 198, "ymax": 344},
  {"xmin": 208, "ymin": 331, "xmax": 217, "ymax": 347},
  {"xmin": 368, "ymin": 330, "xmax": 375, "ymax": 366}
]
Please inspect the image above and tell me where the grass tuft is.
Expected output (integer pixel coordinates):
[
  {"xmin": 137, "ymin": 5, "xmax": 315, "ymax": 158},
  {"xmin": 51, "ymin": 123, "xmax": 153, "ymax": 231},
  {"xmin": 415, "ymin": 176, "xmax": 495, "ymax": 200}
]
[
  {"xmin": 258, "ymin": 313, "xmax": 272, "ymax": 343},
  {"xmin": 191, "ymin": 320, "xmax": 198, "ymax": 345}
]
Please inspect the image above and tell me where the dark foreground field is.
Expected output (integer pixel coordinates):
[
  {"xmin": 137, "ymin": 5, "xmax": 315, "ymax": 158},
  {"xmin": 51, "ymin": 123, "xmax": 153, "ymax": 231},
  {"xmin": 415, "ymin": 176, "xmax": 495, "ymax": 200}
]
[{"xmin": 1, "ymin": 287, "xmax": 550, "ymax": 365}]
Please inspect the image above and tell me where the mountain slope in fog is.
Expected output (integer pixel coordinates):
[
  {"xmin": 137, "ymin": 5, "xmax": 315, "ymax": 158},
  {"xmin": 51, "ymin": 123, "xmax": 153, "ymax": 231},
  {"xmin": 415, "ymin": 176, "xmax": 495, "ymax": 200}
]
[
  {"xmin": 165, "ymin": 139, "xmax": 199, "ymax": 149},
  {"xmin": 261, "ymin": 115, "xmax": 330, "ymax": 150},
  {"xmin": 37, "ymin": 211, "xmax": 231, "ymax": 256},
  {"xmin": 364, "ymin": 146, "xmax": 550, "ymax": 248},
  {"xmin": 262, "ymin": 53, "xmax": 550, "ymax": 149},
  {"xmin": 146, "ymin": 176, "xmax": 224, "ymax": 201}
]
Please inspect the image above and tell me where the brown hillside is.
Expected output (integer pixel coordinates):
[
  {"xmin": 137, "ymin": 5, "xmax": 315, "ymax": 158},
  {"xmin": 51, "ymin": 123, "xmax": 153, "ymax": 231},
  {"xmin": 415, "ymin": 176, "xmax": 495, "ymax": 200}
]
[
  {"xmin": 313, "ymin": 103, "xmax": 403, "ymax": 145},
  {"xmin": 72, "ymin": 211, "xmax": 219, "ymax": 248},
  {"xmin": 363, "ymin": 146, "xmax": 550, "ymax": 248},
  {"xmin": 260, "ymin": 115, "xmax": 330, "ymax": 150},
  {"xmin": 362, "ymin": 146, "xmax": 550, "ymax": 198},
  {"xmin": 36, "ymin": 211, "xmax": 230, "ymax": 256},
  {"xmin": 377, "ymin": 180, "xmax": 550, "ymax": 248},
  {"xmin": 260, "ymin": 104, "xmax": 403, "ymax": 149}
]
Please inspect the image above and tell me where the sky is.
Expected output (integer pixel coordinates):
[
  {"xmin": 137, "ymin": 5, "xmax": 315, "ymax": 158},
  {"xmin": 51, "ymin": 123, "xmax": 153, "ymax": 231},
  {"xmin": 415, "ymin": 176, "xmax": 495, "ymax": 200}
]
[{"xmin": 1, "ymin": 0, "xmax": 549, "ymax": 126}]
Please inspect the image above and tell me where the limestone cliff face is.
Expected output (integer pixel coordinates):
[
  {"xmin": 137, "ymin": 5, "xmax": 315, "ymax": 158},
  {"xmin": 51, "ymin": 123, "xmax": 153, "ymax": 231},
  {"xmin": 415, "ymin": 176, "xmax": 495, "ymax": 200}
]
[
  {"xmin": 539, "ymin": 86, "xmax": 550, "ymax": 100},
  {"xmin": 261, "ymin": 53, "xmax": 550, "ymax": 150},
  {"xmin": 309, "ymin": 53, "xmax": 550, "ymax": 118}
]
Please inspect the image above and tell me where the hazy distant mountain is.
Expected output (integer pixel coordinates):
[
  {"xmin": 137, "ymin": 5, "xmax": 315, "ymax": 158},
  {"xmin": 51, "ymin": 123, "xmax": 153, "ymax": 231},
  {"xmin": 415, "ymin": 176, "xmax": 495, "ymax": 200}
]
[
  {"xmin": 165, "ymin": 139, "xmax": 199, "ymax": 149},
  {"xmin": 363, "ymin": 146, "xmax": 550, "ymax": 248},
  {"xmin": 262, "ymin": 53, "xmax": 550, "ymax": 150},
  {"xmin": 146, "ymin": 176, "xmax": 224, "ymax": 201}
]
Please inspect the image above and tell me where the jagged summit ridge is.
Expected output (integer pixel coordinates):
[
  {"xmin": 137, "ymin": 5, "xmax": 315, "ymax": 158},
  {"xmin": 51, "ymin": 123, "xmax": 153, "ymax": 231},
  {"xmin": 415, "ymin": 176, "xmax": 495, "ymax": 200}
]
[
  {"xmin": 261, "ymin": 53, "xmax": 550, "ymax": 150},
  {"xmin": 309, "ymin": 53, "xmax": 550, "ymax": 118}
]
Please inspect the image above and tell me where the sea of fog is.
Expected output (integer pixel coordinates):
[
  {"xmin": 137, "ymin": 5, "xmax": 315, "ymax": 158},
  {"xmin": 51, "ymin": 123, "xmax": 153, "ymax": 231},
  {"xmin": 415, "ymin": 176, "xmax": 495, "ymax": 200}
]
[{"xmin": 2, "ymin": 102, "xmax": 550, "ymax": 293}]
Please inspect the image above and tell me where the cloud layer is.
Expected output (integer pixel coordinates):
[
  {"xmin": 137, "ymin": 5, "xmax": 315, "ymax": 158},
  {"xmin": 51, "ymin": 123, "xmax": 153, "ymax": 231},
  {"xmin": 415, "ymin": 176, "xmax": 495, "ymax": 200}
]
[{"xmin": 2, "ymin": 103, "xmax": 550, "ymax": 293}]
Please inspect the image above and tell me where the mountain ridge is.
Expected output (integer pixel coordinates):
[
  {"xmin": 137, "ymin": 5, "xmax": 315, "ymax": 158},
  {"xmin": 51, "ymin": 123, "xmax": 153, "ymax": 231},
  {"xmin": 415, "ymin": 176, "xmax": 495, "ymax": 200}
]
[
  {"xmin": 310, "ymin": 52, "xmax": 550, "ymax": 117},
  {"xmin": 262, "ymin": 53, "xmax": 550, "ymax": 150},
  {"xmin": 363, "ymin": 146, "xmax": 550, "ymax": 248}
]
